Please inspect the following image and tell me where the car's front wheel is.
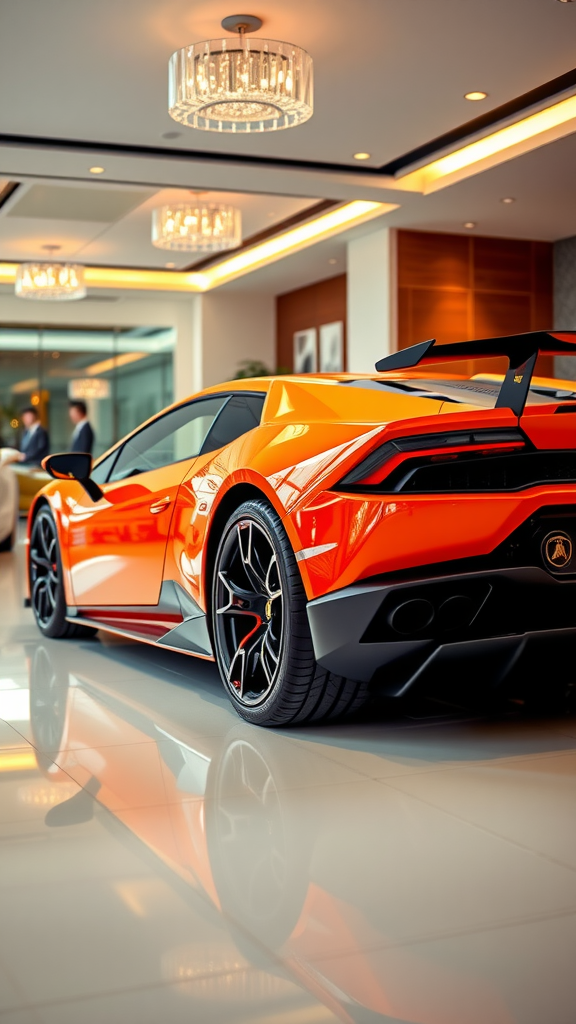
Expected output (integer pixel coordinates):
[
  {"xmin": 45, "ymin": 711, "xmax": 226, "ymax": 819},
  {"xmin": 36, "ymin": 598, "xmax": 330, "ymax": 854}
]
[
  {"xmin": 212, "ymin": 498, "xmax": 369, "ymax": 727},
  {"xmin": 30, "ymin": 507, "xmax": 96, "ymax": 640}
]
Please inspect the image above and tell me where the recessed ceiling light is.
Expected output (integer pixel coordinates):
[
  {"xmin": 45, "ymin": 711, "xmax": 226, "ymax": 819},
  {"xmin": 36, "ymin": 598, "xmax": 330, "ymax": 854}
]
[
  {"xmin": 328, "ymin": 258, "xmax": 338, "ymax": 264},
  {"xmin": 89, "ymin": 166, "xmax": 105, "ymax": 174},
  {"xmin": 463, "ymin": 221, "xmax": 476, "ymax": 229},
  {"xmin": 556, "ymin": 1, "xmax": 575, "ymax": 4},
  {"xmin": 353, "ymin": 152, "xmax": 371, "ymax": 160},
  {"xmin": 161, "ymin": 131, "xmax": 181, "ymax": 139},
  {"xmin": 165, "ymin": 262, "xmax": 175, "ymax": 268},
  {"xmin": 41, "ymin": 244, "xmax": 61, "ymax": 251},
  {"xmin": 464, "ymin": 91, "xmax": 487, "ymax": 101},
  {"xmin": 501, "ymin": 197, "xmax": 515, "ymax": 204}
]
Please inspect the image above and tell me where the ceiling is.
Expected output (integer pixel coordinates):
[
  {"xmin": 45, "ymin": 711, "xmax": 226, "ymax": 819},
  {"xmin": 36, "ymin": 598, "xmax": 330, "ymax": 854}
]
[
  {"xmin": 0, "ymin": 0, "xmax": 575, "ymax": 296},
  {"xmin": 1, "ymin": 0, "xmax": 574, "ymax": 167},
  {"xmin": 0, "ymin": 181, "xmax": 317, "ymax": 268}
]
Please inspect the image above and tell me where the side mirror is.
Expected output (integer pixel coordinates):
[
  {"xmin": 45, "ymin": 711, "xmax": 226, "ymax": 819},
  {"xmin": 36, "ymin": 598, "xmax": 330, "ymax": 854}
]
[{"xmin": 42, "ymin": 453, "xmax": 103, "ymax": 502}]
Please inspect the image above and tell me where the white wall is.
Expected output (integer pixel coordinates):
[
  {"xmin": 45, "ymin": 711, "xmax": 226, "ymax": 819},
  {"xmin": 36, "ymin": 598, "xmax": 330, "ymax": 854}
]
[
  {"xmin": 199, "ymin": 291, "xmax": 276, "ymax": 387},
  {"xmin": 347, "ymin": 226, "xmax": 397, "ymax": 373}
]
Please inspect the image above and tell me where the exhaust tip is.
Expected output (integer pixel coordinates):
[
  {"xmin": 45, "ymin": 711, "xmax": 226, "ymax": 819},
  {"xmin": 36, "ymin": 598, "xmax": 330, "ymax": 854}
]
[
  {"xmin": 388, "ymin": 598, "xmax": 435, "ymax": 635},
  {"xmin": 437, "ymin": 594, "xmax": 477, "ymax": 631}
]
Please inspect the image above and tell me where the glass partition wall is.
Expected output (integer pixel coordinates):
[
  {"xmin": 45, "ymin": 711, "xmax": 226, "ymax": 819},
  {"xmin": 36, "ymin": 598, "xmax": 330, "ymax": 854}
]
[{"xmin": 0, "ymin": 326, "xmax": 174, "ymax": 458}]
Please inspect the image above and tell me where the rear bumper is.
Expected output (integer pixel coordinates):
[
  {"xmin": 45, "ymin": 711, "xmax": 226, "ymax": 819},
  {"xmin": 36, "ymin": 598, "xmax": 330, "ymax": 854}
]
[{"xmin": 306, "ymin": 566, "xmax": 576, "ymax": 688}]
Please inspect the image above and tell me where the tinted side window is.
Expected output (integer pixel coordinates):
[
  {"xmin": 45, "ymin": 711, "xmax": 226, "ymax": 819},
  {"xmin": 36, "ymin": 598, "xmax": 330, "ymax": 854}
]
[
  {"xmin": 202, "ymin": 394, "xmax": 266, "ymax": 454},
  {"xmin": 91, "ymin": 448, "xmax": 120, "ymax": 485},
  {"xmin": 109, "ymin": 396, "xmax": 228, "ymax": 482}
]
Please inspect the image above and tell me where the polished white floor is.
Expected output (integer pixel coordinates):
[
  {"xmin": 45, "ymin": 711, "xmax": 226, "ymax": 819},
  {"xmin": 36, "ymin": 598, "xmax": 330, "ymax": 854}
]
[{"xmin": 1, "ymin": 536, "xmax": 576, "ymax": 1024}]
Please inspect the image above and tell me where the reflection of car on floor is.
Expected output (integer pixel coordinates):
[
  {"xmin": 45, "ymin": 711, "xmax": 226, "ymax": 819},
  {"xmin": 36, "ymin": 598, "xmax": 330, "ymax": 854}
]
[
  {"xmin": 27, "ymin": 641, "xmax": 527, "ymax": 1024},
  {"xmin": 26, "ymin": 330, "xmax": 576, "ymax": 725},
  {"xmin": 0, "ymin": 448, "xmax": 20, "ymax": 551},
  {"xmin": 12, "ymin": 461, "xmax": 51, "ymax": 513}
]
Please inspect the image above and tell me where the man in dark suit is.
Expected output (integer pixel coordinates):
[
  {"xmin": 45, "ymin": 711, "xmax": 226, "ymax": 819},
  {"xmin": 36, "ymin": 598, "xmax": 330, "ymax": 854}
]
[
  {"xmin": 19, "ymin": 407, "xmax": 50, "ymax": 465},
  {"xmin": 69, "ymin": 400, "xmax": 95, "ymax": 455}
]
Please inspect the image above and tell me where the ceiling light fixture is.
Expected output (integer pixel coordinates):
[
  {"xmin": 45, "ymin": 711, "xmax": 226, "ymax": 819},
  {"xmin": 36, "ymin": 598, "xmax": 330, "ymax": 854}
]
[
  {"xmin": 464, "ymin": 91, "xmax": 488, "ymax": 101},
  {"xmin": 501, "ymin": 196, "xmax": 515, "ymax": 203},
  {"xmin": 397, "ymin": 92, "xmax": 576, "ymax": 194},
  {"xmin": 89, "ymin": 166, "xmax": 105, "ymax": 174},
  {"xmin": 152, "ymin": 203, "xmax": 241, "ymax": 252},
  {"xmin": 0, "ymin": 202, "xmax": 397, "ymax": 294},
  {"xmin": 68, "ymin": 378, "xmax": 110, "ymax": 400},
  {"xmin": 168, "ymin": 14, "xmax": 313, "ymax": 132},
  {"xmin": 463, "ymin": 221, "xmax": 476, "ymax": 229},
  {"xmin": 353, "ymin": 152, "xmax": 371, "ymax": 160},
  {"xmin": 15, "ymin": 263, "xmax": 86, "ymax": 301}
]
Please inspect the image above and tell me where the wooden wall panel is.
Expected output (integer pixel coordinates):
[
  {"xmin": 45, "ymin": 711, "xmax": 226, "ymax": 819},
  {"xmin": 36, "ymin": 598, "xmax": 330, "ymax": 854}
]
[
  {"xmin": 474, "ymin": 291, "xmax": 532, "ymax": 339},
  {"xmin": 532, "ymin": 241, "xmax": 554, "ymax": 329},
  {"xmin": 473, "ymin": 237, "xmax": 532, "ymax": 293},
  {"xmin": 398, "ymin": 231, "xmax": 470, "ymax": 290},
  {"xmin": 397, "ymin": 230, "xmax": 554, "ymax": 377},
  {"xmin": 276, "ymin": 275, "xmax": 346, "ymax": 372},
  {"xmin": 400, "ymin": 287, "xmax": 469, "ymax": 347},
  {"xmin": 276, "ymin": 233, "xmax": 553, "ymax": 379}
]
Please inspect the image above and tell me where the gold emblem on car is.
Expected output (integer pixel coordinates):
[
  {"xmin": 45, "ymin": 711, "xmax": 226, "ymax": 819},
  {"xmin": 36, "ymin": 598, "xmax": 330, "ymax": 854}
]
[
  {"xmin": 542, "ymin": 531, "xmax": 573, "ymax": 570},
  {"xmin": 265, "ymin": 599, "xmax": 273, "ymax": 620}
]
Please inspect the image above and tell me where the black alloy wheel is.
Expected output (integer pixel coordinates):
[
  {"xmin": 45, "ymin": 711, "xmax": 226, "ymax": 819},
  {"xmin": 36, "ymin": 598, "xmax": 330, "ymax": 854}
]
[
  {"xmin": 214, "ymin": 515, "xmax": 283, "ymax": 708},
  {"xmin": 29, "ymin": 507, "xmax": 95, "ymax": 640},
  {"xmin": 212, "ymin": 499, "xmax": 370, "ymax": 727},
  {"xmin": 30, "ymin": 509, "xmax": 60, "ymax": 631}
]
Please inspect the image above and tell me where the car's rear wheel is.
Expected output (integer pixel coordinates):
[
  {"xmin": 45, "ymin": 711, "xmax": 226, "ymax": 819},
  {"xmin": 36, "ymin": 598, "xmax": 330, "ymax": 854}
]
[
  {"xmin": 30, "ymin": 507, "xmax": 96, "ymax": 640},
  {"xmin": 212, "ymin": 498, "xmax": 369, "ymax": 726}
]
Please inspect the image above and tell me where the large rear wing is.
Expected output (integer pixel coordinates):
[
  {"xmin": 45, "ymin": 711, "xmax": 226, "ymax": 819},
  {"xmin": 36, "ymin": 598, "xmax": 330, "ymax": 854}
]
[{"xmin": 375, "ymin": 331, "xmax": 576, "ymax": 416}]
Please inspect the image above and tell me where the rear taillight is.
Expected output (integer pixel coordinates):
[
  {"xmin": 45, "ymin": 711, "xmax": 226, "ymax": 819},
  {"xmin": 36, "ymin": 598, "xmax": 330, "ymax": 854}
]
[{"xmin": 336, "ymin": 428, "xmax": 526, "ymax": 490}]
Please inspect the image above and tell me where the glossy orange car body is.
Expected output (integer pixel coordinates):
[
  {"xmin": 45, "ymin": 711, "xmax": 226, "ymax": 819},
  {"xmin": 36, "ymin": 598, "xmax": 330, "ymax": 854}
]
[{"xmin": 28, "ymin": 330, "xmax": 576, "ymax": 701}]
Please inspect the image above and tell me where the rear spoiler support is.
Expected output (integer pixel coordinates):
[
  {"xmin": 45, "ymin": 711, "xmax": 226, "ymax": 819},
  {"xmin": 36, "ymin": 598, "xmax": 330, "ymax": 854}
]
[{"xmin": 375, "ymin": 331, "xmax": 576, "ymax": 416}]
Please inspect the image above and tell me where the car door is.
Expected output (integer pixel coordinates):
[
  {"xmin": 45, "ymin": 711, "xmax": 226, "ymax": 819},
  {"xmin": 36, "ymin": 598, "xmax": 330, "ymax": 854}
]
[
  {"xmin": 166, "ymin": 391, "xmax": 267, "ymax": 607},
  {"xmin": 66, "ymin": 395, "xmax": 228, "ymax": 607}
]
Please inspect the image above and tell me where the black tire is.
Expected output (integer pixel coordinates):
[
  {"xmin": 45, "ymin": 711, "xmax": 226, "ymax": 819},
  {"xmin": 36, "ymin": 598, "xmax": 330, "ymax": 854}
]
[
  {"xmin": 211, "ymin": 498, "xmax": 370, "ymax": 727},
  {"xmin": 29, "ymin": 506, "xmax": 96, "ymax": 640}
]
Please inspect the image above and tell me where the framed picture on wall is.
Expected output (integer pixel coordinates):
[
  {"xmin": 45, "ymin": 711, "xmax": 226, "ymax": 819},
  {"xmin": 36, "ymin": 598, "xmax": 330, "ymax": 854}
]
[
  {"xmin": 293, "ymin": 328, "xmax": 318, "ymax": 373},
  {"xmin": 319, "ymin": 321, "xmax": 344, "ymax": 372}
]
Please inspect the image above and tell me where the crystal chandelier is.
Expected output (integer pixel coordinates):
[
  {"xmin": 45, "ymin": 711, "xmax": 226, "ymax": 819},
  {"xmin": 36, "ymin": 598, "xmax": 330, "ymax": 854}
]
[
  {"xmin": 15, "ymin": 263, "xmax": 86, "ymax": 301},
  {"xmin": 168, "ymin": 15, "xmax": 313, "ymax": 133},
  {"xmin": 152, "ymin": 203, "xmax": 242, "ymax": 252}
]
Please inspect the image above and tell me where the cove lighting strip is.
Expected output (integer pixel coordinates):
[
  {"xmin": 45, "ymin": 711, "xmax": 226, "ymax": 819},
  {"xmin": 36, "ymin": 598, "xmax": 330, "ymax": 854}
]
[
  {"xmin": 0, "ymin": 200, "xmax": 396, "ymax": 296},
  {"xmin": 200, "ymin": 200, "xmax": 397, "ymax": 288},
  {"xmin": 397, "ymin": 92, "xmax": 576, "ymax": 194}
]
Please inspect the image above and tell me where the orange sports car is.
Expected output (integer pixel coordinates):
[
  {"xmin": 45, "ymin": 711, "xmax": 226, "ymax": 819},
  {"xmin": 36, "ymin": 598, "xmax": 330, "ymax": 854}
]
[{"xmin": 28, "ymin": 329, "xmax": 576, "ymax": 726}]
